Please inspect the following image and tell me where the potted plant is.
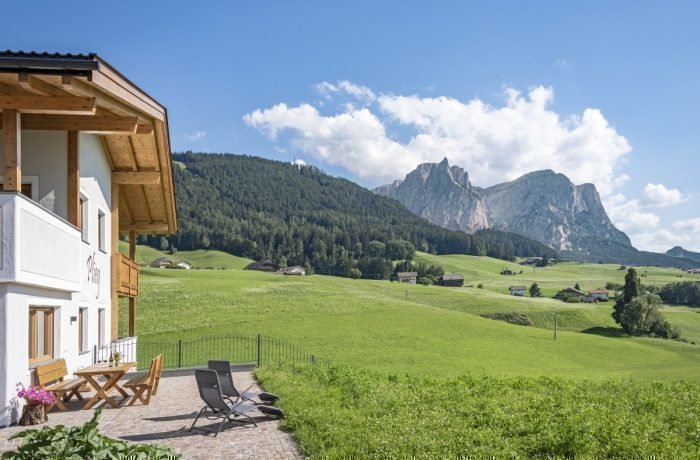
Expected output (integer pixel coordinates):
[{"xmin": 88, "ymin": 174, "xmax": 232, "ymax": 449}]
[
  {"xmin": 16, "ymin": 384, "xmax": 56, "ymax": 426},
  {"xmin": 113, "ymin": 352, "xmax": 122, "ymax": 367}
]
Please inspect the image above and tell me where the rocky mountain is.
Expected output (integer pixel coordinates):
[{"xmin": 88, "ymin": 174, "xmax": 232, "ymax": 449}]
[
  {"xmin": 378, "ymin": 160, "xmax": 489, "ymax": 233},
  {"xmin": 375, "ymin": 159, "xmax": 693, "ymax": 267},
  {"xmin": 666, "ymin": 246, "xmax": 700, "ymax": 264}
]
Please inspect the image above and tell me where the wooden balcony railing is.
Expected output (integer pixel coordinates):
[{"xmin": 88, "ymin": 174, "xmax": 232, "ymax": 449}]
[{"xmin": 117, "ymin": 253, "xmax": 139, "ymax": 297}]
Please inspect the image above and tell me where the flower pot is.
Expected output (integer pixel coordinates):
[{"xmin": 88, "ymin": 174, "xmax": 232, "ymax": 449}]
[{"xmin": 19, "ymin": 402, "xmax": 47, "ymax": 426}]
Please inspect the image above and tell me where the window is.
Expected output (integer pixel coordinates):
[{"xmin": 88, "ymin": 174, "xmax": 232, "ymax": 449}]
[
  {"xmin": 80, "ymin": 196, "xmax": 89, "ymax": 242},
  {"xmin": 78, "ymin": 307, "xmax": 89, "ymax": 353},
  {"xmin": 98, "ymin": 210, "xmax": 106, "ymax": 252},
  {"xmin": 29, "ymin": 307, "xmax": 54, "ymax": 364},
  {"xmin": 98, "ymin": 309, "xmax": 106, "ymax": 346},
  {"xmin": 0, "ymin": 182, "xmax": 33, "ymax": 199}
]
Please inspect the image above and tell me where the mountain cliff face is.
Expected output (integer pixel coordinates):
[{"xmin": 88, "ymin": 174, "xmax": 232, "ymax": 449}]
[
  {"xmin": 666, "ymin": 246, "xmax": 700, "ymax": 264},
  {"xmin": 374, "ymin": 159, "xmax": 632, "ymax": 259},
  {"xmin": 380, "ymin": 159, "xmax": 490, "ymax": 233}
]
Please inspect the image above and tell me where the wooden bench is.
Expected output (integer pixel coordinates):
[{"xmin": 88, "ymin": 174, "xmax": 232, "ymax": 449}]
[
  {"xmin": 124, "ymin": 353, "xmax": 163, "ymax": 406},
  {"xmin": 35, "ymin": 358, "xmax": 86, "ymax": 412}
]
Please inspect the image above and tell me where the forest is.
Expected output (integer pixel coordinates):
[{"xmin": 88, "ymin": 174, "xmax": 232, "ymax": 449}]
[{"xmin": 142, "ymin": 153, "xmax": 557, "ymax": 277}]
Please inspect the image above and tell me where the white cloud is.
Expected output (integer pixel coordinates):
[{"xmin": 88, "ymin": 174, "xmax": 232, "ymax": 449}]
[
  {"xmin": 292, "ymin": 158, "xmax": 307, "ymax": 166},
  {"xmin": 642, "ymin": 183, "xmax": 686, "ymax": 208},
  {"xmin": 245, "ymin": 85, "xmax": 631, "ymax": 195},
  {"xmin": 605, "ymin": 194, "xmax": 660, "ymax": 234},
  {"xmin": 314, "ymin": 80, "xmax": 376, "ymax": 103},
  {"xmin": 187, "ymin": 130, "xmax": 207, "ymax": 141},
  {"xmin": 246, "ymin": 82, "xmax": 700, "ymax": 253},
  {"xmin": 672, "ymin": 217, "xmax": 700, "ymax": 233}
]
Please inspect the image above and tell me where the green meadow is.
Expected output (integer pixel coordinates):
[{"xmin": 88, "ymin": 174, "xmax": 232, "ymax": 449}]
[
  {"xmin": 118, "ymin": 241, "xmax": 251, "ymax": 269},
  {"xmin": 125, "ymin": 250, "xmax": 700, "ymax": 380},
  {"xmin": 124, "ymin": 248, "xmax": 700, "ymax": 457}
]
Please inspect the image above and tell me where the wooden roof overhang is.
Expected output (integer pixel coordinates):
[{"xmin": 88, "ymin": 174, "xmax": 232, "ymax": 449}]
[{"xmin": 0, "ymin": 52, "xmax": 177, "ymax": 235}]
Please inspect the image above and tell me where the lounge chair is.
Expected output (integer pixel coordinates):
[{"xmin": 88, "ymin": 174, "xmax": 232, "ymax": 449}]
[
  {"xmin": 189, "ymin": 369, "xmax": 259, "ymax": 436},
  {"xmin": 208, "ymin": 360, "xmax": 280, "ymax": 405}
]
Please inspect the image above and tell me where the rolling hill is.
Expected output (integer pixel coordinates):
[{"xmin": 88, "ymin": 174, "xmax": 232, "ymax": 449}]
[{"xmin": 147, "ymin": 153, "xmax": 556, "ymax": 275}]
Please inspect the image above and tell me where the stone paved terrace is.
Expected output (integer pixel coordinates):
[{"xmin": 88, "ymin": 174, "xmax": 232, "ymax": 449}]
[{"xmin": 0, "ymin": 367, "xmax": 303, "ymax": 459}]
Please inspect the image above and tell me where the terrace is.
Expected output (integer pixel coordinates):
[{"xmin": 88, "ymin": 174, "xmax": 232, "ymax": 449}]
[{"xmin": 0, "ymin": 367, "xmax": 302, "ymax": 459}]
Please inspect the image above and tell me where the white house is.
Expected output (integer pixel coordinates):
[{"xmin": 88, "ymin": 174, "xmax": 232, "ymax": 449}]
[
  {"xmin": 0, "ymin": 51, "xmax": 177, "ymax": 426},
  {"xmin": 509, "ymin": 286, "xmax": 526, "ymax": 296}
]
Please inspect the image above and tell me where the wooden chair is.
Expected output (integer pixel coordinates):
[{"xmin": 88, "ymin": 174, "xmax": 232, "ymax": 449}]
[
  {"xmin": 35, "ymin": 358, "xmax": 86, "ymax": 412},
  {"xmin": 124, "ymin": 353, "xmax": 163, "ymax": 406}
]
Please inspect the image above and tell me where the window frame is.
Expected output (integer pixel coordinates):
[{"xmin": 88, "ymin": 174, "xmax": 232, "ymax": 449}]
[
  {"xmin": 97, "ymin": 209, "xmax": 106, "ymax": 253},
  {"xmin": 78, "ymin": 307, "xmax": 89, "ymax": 353},
  {"xmin": 97, "ymin": 308, "xmax": 106, "ymax": 346},
  {"xmin": 80, "ymin": 193, "xmax": 89, "ymax": 243},
  {"xmin": 28, "ymin": 306, "xmax": 54, "ymax": 365},
  {"xmin": 0, "ymin": 175, "xmax": 40, "ymax": 201}
]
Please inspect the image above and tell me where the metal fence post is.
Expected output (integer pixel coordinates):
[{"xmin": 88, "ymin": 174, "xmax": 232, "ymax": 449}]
[
  {"xmin": 93, "ymin": 345, "xmax": 97, "ymax": 364},
  {"xmin": 178, "ymin": 339, "xmax": 182, "ymax": 368},
  {"xmin": 257, "ymin": 334, "xmax": 261, "ymax": 367}
]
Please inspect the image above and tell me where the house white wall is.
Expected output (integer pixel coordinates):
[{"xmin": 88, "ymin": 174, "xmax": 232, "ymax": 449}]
[
  {"xmin": 0, "ymin": 130, "xmax": 114, "ymax": 426},
  {"xmin": 0, "ymin": 131, "xmax": 69, "ymax": 219}
]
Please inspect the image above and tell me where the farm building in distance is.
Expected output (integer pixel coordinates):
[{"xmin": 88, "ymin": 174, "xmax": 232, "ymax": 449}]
[
  {"xmin": 244, "ymin": 259, "xmax": 279, "ymax": 272},
  {"xmin": 440, "ymin": 274, "xmax": 464, "ymax": 287},
  {"xmin": 0, "ymin": 51, "xmax": 177, "ymax": 426},
  {"xmin": 149, "ymin": 257, "xmax": 173, "ymax": 269},
  {"xmin": 588, "ymin": 289, "xmax": 609, "ymax": 301},
  {"xmin": 509, "ymin": 286, "xmax": 526, "ymax": 296},
  {"xmin": 175, "ymin": 261, "xmax": 191, "ymax": 270},
  {"xmin": 280, "ymin": 265, "xmax": 305, "ymax": 276},
  {"xmin": 395, "ymin": 272, "xmax": 418, "ymax": 284}
]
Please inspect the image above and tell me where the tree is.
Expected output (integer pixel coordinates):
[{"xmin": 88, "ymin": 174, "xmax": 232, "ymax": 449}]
[
  {"xmin": 159, "ymin": 237, "xmax": 169, "ymax": 251},
  {"xmin": 612, "ymin": 268, "xmax": 681, "ymax": 339},
  {"xmin": 574, "ymin": 282, "xmax": 581, "ymax": 291},
  {"xmin": 529, "ymin": 283, "xmax": 542, "ymax": 297},
  {"xmin": 616, "ymin": 293, "xmax": 663, "ymax": 335},
  {"xmin": 537, "ymin": 254, "xmax": 550, "ymax": 267},
  {"xmin": 623, "ymin": 267, "xmax": 641, "ymax": 303},
  {"xmin": 366, "ymin": 241, "xmax": 386, "ymax": 258}
]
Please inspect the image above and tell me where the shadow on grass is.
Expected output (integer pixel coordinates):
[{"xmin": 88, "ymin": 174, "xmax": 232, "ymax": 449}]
[{"xmin": 581, "ymin": 326, "xmax": 627, "ymax": 338}]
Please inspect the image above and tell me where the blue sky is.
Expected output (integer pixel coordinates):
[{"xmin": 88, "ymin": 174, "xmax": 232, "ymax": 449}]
[{"xmin": 3, "ymin": 1, "xmax": 699, "ymax": 251}]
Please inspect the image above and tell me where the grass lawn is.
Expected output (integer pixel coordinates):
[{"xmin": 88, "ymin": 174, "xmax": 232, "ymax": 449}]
[
  {"xmin": 128, "ymin": 264, "xmax": 700, "ymax": 380},
  {"xmin": 119, "ymin": 242, "xmax": 251, "ymax": 269},
  {"xmin": 415, "ymin": 252, "xmax": 697, "ymax": 297},
  {"xmin": 126, "ymin": 254, "xmax": 700, "ymax": 458},
  {"xmin": 256, "ymin": 365, "xmax": 700, "ymax": 458}
]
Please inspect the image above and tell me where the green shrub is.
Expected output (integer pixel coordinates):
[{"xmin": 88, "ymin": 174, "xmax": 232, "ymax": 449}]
[
  {"xmin": 2, "ymin": 408, "xmax": 179, "ymax": 459},
  {"xmin": 477, "ymin": 283, "xmax": 484, "ymax": 289},
  {"xmin": 481, "ymin": 312, "xmax": 533, "ymax": 326}
]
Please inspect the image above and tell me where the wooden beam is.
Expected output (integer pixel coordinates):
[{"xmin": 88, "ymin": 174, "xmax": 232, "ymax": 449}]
[
  {"xmin": 0, "ymin": 95, "xmax": 96, "ymax": 115},
  {"xmin": 0, "ymin": 114, "xmax": 138, "ymax": 134},
  {"xmin": 67, "ymin": 131, "xmax": 80, "ymax": 226},
  {"xmin": 119, "ymin": 223, "xmax": 169, "ymax": 233},
  {"xmin": 129, "ymin": 230, "xmax": 136, "ymax": 259},
  {"xmin": 111, "ymin": 182, "xmax": 119, "ymax": 341},
  {"xmin": 128, "ymin": 229, "xmax": 137, "ymax": 335},
  {"xmin": 2, "ymin": 109, "xmax": 21, "ymax": 191},
  {"xmin": 135, "ymin": 124, "xmax": 154, "ymax": 135},
  {"xmin": 128, "ymin": 297, "xmax": 136, "ymax": 337},
  {"xmin": 154, "ymin": 120, "xmax": 177, "ymax": 233},
  {"xmin": 112, "ymin": 171, "xmax": 161, "ymax": 185}
]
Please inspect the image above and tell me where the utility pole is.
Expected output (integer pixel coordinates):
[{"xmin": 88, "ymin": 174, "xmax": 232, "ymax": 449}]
[
  {"xmin": 405, "ymin": 289, "xmax": 408, "ymax": 302},
  {"xmin": 554, "ymin": 314, "xmax": 558, "ymax": 341}
]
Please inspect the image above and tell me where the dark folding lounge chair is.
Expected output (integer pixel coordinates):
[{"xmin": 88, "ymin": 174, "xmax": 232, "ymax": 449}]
[
  {"xmin": 208, "ymin": 360, "xmax": 280, "ymax": 405},
  {"xmin": 189, "ymin": 369, "xmax": 259, "ymax": 436}
]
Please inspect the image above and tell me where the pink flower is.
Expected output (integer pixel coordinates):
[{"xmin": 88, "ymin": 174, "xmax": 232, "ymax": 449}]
[{"xmin": 16, "ymin": 384, "xmax": 56, "ymax": 405}]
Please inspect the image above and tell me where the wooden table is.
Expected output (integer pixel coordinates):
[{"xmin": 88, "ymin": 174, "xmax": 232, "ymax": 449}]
[{"xmin": 73, "ymin": 362, "xmax": 136, "ymax": 409}]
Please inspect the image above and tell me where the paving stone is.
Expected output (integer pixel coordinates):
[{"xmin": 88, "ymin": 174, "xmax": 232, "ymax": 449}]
[{"xmin": 0, "ymin": 369, "xmax": 304, "ymax": 459}]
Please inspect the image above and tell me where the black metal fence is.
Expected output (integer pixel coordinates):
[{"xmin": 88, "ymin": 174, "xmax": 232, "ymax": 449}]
[{"xmin": 94, "ymin": 334, "xmax": 331, "ymax": 370}]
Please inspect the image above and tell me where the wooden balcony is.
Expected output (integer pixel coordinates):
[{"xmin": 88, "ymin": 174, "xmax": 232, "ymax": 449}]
[{"xmin": 117, "ymin": 253, "xmax": 139, "ymax": 297}]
